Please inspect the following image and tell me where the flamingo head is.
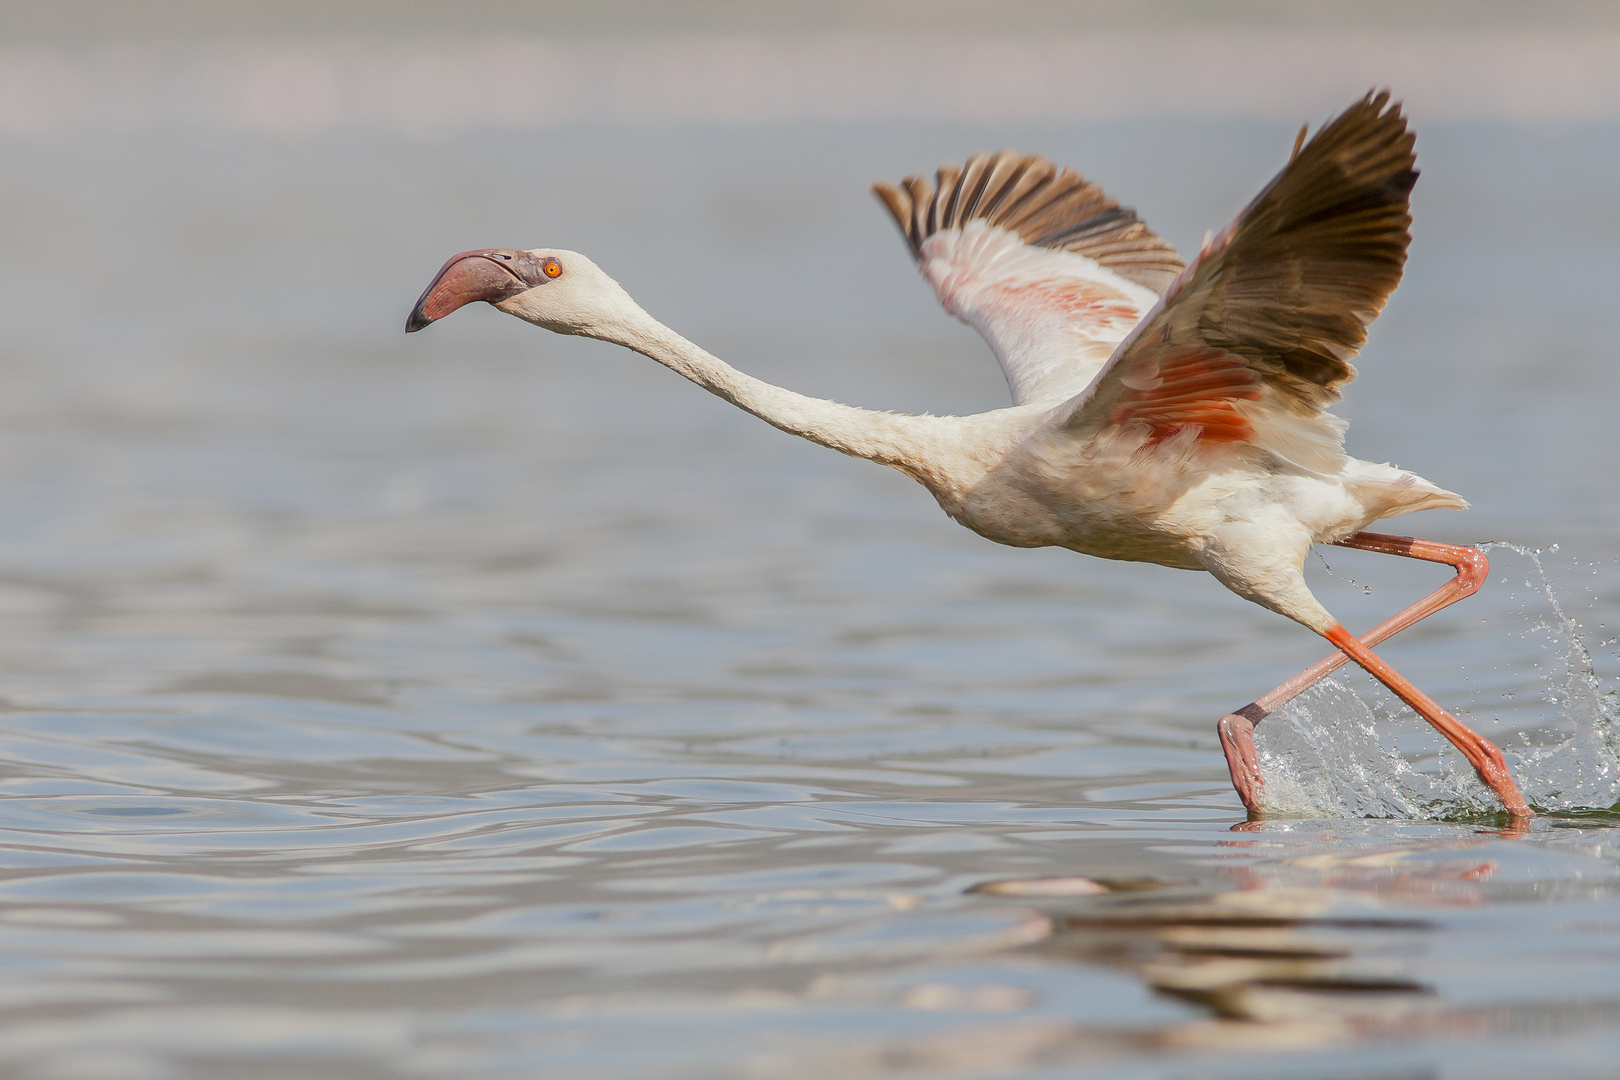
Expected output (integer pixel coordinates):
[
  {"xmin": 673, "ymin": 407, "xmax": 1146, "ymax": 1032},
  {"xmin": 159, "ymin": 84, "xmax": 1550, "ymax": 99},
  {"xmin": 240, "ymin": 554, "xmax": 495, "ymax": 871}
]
[{"xmin": 406, "ymin": 248, "xmax": 639, "ymax": 339}]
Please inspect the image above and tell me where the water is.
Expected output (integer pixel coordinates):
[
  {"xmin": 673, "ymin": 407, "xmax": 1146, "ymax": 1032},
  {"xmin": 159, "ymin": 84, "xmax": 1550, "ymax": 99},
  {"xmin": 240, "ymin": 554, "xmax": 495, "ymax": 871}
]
[{"xmin": 1, "ymin": 53, "xmax": 1620, "ymax": 1080}]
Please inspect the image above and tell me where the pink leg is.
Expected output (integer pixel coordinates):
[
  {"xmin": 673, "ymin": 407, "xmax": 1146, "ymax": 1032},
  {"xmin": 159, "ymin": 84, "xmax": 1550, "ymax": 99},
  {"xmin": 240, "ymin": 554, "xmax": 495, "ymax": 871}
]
[{"xmin": 1219, "ymin": 532, "xmax": 1529, "ymax": 817}]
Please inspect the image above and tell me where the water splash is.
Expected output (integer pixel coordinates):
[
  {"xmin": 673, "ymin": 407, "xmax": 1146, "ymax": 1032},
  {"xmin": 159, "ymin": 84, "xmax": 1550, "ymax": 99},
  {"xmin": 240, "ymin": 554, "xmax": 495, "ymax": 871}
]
[
  {"xmin": 1252, "ymin": 545, "xmax": 1620, "ymax": 819},
  {"xmin": 1495, "ymin": 544, "xmax": 1620, "ymax": 812},
  {"xmin": 1252, "ymin": 677, "xmax": 1494, "ymax": 818}
]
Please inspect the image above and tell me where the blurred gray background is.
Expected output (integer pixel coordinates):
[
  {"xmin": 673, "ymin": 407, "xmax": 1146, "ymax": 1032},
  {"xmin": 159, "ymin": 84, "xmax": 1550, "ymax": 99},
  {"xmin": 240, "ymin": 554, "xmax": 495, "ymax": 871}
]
[{"xmin": 0, "ymin": 3, "xmax": 1617, "ymax": 1079}]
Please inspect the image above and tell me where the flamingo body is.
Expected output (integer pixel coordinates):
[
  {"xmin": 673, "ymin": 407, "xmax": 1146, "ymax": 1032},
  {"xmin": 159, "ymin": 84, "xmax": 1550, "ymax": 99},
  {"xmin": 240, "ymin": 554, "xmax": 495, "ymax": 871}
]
[{"xmin": 407, "ymin": 91, "xmax": 1529, "ymax": 817}]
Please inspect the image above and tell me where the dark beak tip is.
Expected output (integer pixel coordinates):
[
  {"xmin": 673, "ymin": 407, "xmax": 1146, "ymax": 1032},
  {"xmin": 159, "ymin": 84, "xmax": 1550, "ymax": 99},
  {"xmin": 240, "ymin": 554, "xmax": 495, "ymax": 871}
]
[{"xmin": 405, "ymin": 309, "xmax": 432, "ymax": 333}]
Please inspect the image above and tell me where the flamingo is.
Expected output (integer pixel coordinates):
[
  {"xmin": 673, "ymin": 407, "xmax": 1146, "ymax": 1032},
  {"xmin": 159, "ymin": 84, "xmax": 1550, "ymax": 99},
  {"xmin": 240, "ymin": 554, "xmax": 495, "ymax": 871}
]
[{"xmin": 405, "ymin": 91, "xmax": 1530, "ymax": 818}]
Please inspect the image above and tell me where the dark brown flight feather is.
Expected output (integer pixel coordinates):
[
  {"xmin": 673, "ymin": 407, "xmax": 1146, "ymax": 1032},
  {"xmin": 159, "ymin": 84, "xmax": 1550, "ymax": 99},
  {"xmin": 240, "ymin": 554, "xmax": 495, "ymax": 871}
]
[
  {"xmin": 873, "ymin": 151, "xmax": 1186, "ymax": 294},
  {"xmin": 1069, "ymin": 89, "xmax": 1418, "ymax": 433}
]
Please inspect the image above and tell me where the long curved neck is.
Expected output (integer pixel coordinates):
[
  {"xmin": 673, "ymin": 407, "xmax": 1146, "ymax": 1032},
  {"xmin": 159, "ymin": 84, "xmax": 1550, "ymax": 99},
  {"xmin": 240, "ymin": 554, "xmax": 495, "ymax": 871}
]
[{"xmin": 605, "ymin": 306, "xmax": 948, "ymax": 473}]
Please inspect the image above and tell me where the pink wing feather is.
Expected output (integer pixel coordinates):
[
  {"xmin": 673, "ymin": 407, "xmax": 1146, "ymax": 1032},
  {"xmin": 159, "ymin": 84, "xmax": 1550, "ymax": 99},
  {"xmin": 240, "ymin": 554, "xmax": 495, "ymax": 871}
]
[{"xmin": 874, "ymin": 152, "xmax": 1184, "ymax": 406}]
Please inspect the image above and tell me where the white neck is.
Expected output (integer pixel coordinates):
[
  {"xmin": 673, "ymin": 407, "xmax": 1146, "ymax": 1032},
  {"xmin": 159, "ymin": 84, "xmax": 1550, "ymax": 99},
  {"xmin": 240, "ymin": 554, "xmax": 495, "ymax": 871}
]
[{"xmin": 599, "ymin": 304, "xmax": 951, "ymax": 476}]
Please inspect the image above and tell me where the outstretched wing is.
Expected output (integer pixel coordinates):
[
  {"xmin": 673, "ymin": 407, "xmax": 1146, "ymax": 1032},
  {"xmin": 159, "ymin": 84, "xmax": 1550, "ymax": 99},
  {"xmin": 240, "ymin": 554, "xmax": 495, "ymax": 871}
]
[
  {"xmin": 874, "ymin": 152, "xmax": 1184, "ymax": 406},
  {"xmin": 1063, "ymin": 91, "xmax": 1417, "ymax": 474}
]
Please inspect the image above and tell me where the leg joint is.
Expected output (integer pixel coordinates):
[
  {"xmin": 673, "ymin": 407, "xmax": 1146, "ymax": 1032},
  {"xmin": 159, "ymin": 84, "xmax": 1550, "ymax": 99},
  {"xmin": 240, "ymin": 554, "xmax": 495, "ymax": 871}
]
[{"xmin": 1452, "ymin": 545, "xmax": 1489, "ymax": 595}]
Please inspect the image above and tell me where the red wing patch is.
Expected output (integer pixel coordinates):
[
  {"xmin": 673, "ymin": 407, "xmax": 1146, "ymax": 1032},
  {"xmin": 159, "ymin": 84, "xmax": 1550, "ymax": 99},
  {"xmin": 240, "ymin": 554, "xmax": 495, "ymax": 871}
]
[{"xmin": 1106, "ymin": 348, "xmax": 1263, "ymax": 443}]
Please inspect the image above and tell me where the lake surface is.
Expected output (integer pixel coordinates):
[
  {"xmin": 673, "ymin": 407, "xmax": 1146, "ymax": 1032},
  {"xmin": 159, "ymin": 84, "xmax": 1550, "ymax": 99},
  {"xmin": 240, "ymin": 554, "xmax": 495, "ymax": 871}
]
[{"xmin": 1, "ymin": 107, "xmax": 1618, "ymax": 1078}]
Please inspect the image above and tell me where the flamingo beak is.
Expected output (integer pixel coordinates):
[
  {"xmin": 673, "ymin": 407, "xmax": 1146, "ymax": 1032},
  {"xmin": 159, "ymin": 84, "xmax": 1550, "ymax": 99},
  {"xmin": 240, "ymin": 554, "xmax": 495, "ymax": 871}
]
[{"xmin": 405, "ymin": 249, "xmax": 547, "ymax": 333}]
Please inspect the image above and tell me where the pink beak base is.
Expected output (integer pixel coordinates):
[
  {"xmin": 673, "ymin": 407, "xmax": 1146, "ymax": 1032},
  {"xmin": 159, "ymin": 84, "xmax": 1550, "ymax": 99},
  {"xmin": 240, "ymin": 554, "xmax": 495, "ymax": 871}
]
[{"xmin": 406, "ymin": 249, "xmax": 538, "ymax": 332}]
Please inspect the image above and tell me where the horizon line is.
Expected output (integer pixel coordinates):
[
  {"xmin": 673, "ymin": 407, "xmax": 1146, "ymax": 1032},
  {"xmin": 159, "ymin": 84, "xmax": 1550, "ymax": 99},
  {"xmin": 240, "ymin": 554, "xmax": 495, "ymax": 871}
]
[{"xmin": 4, "ymin": 32, "xmax": 1619, "ymax": 138}]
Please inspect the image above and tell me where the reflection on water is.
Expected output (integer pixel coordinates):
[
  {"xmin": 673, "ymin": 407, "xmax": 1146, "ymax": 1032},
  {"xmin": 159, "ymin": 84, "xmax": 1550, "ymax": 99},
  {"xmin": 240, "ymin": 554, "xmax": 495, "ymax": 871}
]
[
  {"xmin": 0, "ymin": 100, "xmax": 1617, "ymax": 1077},
  {"xmin": 1014, "ymin": 823, "xmax": 1620, "ymax": 1068}
]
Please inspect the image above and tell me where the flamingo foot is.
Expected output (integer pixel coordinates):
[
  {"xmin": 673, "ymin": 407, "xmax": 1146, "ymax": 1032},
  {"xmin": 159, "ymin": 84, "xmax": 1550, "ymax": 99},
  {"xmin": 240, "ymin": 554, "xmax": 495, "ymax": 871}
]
[
  {"xmin": 1458, "ymin": 732, "xmax": 1532, "ymax": 819},
  {"xmin": 1218, "ymin": 705, "xmax": 1266, "ymax": 813}
]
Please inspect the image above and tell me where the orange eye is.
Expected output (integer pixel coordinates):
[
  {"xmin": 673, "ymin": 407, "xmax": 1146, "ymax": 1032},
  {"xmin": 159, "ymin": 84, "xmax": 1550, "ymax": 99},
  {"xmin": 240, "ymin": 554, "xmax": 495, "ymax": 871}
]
[{"xmin": 543, "ymin": 259, "xmax": 562, "ymax": 278}]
